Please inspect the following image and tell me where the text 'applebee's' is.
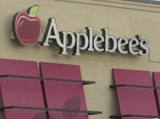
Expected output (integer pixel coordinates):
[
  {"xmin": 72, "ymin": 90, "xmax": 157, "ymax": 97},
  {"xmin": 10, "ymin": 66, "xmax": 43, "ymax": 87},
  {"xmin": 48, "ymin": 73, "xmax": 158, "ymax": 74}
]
[{"xmin": 40, "ymin": 18, "xmax": 149, "ymax": 56}]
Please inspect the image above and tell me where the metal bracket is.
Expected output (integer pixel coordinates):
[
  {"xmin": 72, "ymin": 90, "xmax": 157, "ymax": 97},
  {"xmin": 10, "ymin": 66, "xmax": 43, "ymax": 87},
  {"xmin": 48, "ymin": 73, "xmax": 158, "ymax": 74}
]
[
  {"xmin": 110, "ymin": 84, "xmax": 158, "ymax": 89},
  {"xmin": 0, "ymin": 74, "xmax": 95, "ymax": 85},
  {"xmin": 0, "ymin": 106, "xmax": 102, "ymax": 115},
  {"xmin": 110, "ymin": 114, "xmax": 160, "ymax": 118}
]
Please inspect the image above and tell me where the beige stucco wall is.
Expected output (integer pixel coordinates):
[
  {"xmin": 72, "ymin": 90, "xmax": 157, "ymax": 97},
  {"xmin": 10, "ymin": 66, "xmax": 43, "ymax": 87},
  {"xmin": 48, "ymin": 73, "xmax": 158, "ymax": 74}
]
[{"xmin": 1, "ymin": 0, "xmax": 160, "ymax": 119}]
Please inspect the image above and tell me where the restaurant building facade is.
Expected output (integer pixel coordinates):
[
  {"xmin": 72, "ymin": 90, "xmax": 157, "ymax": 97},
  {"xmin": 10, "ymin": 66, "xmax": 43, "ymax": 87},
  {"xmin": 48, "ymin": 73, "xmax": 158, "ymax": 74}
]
[{"xmin": 0, "ymin": 0, "xmax": 160, "ymax": 119}]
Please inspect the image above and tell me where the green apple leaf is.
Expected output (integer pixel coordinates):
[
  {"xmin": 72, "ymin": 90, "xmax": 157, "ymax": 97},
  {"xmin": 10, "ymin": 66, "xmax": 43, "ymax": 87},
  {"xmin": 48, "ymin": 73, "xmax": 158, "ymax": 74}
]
[{"xmin": 28, "ymin": 5, "xmax": 39, "ymax": 16}]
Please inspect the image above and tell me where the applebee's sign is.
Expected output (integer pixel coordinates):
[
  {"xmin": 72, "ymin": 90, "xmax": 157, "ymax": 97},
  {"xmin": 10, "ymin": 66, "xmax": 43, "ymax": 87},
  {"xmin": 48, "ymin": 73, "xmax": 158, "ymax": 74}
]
[
  {"xmin": 12, "ymin": 6, "xmax": 40, "ymax": 45},
  {"xmin": 12, "ymin": 5, "xmax": 149, "ymax": 56}
]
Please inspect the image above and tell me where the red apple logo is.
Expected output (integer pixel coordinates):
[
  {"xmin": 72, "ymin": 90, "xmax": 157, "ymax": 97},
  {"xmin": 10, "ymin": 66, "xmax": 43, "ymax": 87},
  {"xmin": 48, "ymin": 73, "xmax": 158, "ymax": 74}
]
[{"xmin": 13, "ymin": 5, "xmax": 40, "ymax": 45}]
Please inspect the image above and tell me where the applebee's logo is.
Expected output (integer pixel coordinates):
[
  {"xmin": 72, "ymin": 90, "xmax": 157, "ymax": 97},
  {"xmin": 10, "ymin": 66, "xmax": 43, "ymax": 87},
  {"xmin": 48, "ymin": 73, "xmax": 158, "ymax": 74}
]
[
  {"xmin": 12, "ymin": 6, "xmax": 150, "ymax": 56},
  {"xmin": 12, "ymin": 5, "xmax": 40, "ymax": 45}
]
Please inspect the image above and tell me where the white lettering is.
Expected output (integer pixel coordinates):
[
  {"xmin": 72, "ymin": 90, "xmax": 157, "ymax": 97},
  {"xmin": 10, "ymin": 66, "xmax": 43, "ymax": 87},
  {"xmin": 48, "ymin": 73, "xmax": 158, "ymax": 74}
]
[
  {"xmin": 41, "ymin": 19, "xmax": 149, "ymax": 56},
  {"xmin": 129, "ymin": 39, "xmax": 139, "ymax": 55},
  {"xmin": 94, "ymin": 35, "xmax": 104, "ymax": 52},
  {"xmin": 139, "ymin": 39, "xmax": 149, "ymax": 56},
  {"xmin": 42, "ymin": 18, "xmax": 63, "ymax": 47},
  {"xmin": 102, "ymin": 29, "xmax": 117, "ymax": 53},
  {"xmin": 59, "ymin": 32, "xmax": 76, "ymax": 55},
  {"xmin": 86, "ymin": 27, "xmax": 94, "ymax": 51},
  {"xmin": 73, "ymin": 33, "xmax": 89, "ymax": 55},
  {"xmin": 118, "ymin": 38, "xmax": 128, "ymax": 54}
]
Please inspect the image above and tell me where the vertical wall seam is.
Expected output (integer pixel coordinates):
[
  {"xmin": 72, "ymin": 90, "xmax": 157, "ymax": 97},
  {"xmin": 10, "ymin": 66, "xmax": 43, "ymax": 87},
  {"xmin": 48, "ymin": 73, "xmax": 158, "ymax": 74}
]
[
  {"xmin": 152, "ymin": 73, "xmax": 160, "ymax": 115},
  {"xmin": 39, "ymin": 64, "xmax": 50, "ymax": 119}
]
